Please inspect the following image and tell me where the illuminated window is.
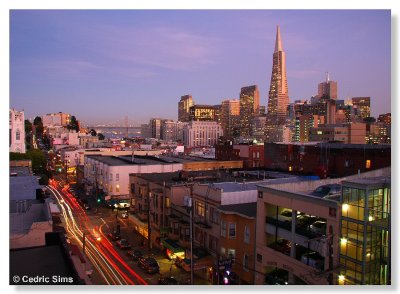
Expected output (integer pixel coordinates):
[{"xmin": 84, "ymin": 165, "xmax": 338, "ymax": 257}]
[
  {"xmin": 289, "ymin": 166, "xmax": 292, "ymax": 172},
  {"xmin": 366, "ymin": 160, "xmax": 371, "ymax": 169},
  {"xmin": 116, "ymin": 184, "xmax": 120, "ymax": 193}
]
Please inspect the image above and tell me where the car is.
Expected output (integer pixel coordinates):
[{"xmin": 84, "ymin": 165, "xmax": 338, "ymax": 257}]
[
  {"xmin": 273, "ymin": 239, "xmax": 291, "ymax": 255},
  {"xmin": 301, "ymin": 252, "xmax": 324, "ymax": 270},
  {"xmin": 277, "ymin": 210, "xmax": 293, "ymax": 222},
  {"xmin": 158, "ymin": 277, "xmax": 178, "ymax": 285},
  {"xmin": 138, "ymin": 257, "xmax": 160, "ymax": 274},
  {"xmin": 107, "ymin": 231, "xmax": 121, "ymax": 241},
  {"xmin": 127, "ymin": 249, "xmax": 143, "ymax": 261},
  {"xmin": 309, "ymin": 220, "xmax": 327, "ymax": 236},
  {"xmin": 296, "ymin": 215, "xmax": 319, "ymax": 227},
  {"xmin": 116, "ymin": 239, "xmax": 132, "ymax": 249},
  {"xmin": 310, "ymin": 184, "xmax": 341, "ymax": 198}
]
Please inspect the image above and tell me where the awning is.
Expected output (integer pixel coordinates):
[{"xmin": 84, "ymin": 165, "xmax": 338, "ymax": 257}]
[{"xmin": 161, "ymin": 238, "xmax": 184, "ymax": 254}]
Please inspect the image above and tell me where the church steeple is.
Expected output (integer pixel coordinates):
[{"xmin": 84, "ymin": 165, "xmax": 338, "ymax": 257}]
[{"xmin": 274, "ymin": 25, "xmax": 283, "ymax": 52}]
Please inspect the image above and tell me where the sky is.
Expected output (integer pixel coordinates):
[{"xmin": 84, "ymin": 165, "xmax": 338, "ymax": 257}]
[{"xmin": 9, "ymin": 10, "xmax": 391, "ymax": 126}]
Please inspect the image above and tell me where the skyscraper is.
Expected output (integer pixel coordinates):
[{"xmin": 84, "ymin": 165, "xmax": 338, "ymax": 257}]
[
  {"xmin": 266, "ymin": 25, "xmax": 290, "ymax": 125},
  {"xmin": 318, "ymin": 72, "xmax": 338, "ymax": 100},
  {"xmin": 239, "ymin": 85, "xmax": 260, "ymax": 137},
  {"xmin": 178, "ymin": 95, "xmax": 194, "ymax": 122},
  {"xmin": 221, "ymin": 99, "xmax": 240, "ymax": 139}
]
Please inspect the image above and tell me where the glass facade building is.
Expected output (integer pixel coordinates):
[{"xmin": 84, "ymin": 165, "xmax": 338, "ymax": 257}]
[{"xmin": 339, "ymin": 177, "xmax": 390, "ymax": 285}]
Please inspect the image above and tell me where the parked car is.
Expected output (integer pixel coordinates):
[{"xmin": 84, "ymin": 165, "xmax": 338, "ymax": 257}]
[
  {"xmin": 273, "ymin": 239, "xmax": 291, "ymax": 255},
  {"xmin": 310, "ymin": 184, "xmax": 341, "ymax": 198},
  {"xmin": 158, "ymin": 277, "xmax": 178, "ymax": 285},
  {"xmin": 277, "ymin": 210, "xmax": 293, "ymax": 222},
  {"xmin": 301, "ymin": 252, "xmax": 324, "ymax": 270},
  {"xmin": 309, "ymin": 220, "xmax": 327, "ymax": 236},
  {"xmin": 138, "ymin": 257, "xmax": 160, "ymax": 274},
  {"xmin": 127, "ymin": 249, "xmax": 143, "ymax": 261},
  {"xmin": 116, "ymin": 239, "xmax": 132, "ymax": 249},
  {"xmin": 107, "ymin": 231, "xmax": 121, "ymax": 241}
]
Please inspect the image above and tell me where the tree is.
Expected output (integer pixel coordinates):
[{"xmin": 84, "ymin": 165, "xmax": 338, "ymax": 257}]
[
  {"xmin": 67, "ymin": 115, "xmax": 80, "ymax": 132},
  {"xmin": 97, "ymin": 133, "xmax": 105, "ymax": 140},
  {"xmin": 33, "ymin": 116, "xmax": 44, "ymax": 134},
  {"xmin": 25, "ymin": 120, "xmax": 33, "ymax": 150},
  {"xmin": 90, "ymin": 129, "xmax": 97, "ymax": 136}
]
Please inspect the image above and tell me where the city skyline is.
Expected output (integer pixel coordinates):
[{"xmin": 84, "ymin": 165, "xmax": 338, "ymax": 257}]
[{"xmin": 10, "ymin": 10, "xmax": 391, "ymax": 125}]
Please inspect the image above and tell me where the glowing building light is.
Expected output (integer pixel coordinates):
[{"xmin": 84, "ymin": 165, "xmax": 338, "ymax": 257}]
[
  {"xmin": 342, "ymin": 204, "xmax": 349, "ymax": 212},
  {"xmin": 340, "ymin": 238, "xmax": 348, "ymax": 245},
  {"xmin": 338, "ymin": 275, "xmax": 345, "ymax": 282}
]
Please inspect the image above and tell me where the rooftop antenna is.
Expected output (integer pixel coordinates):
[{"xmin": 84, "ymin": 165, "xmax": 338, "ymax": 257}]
[{"xmin": 325, "ymin": 72, "xmax": 330, "ymax": 83}]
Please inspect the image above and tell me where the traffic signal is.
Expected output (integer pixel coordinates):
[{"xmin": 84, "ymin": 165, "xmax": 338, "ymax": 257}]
[{"xmin": 97, "ymin": 198, "xmax": 101, "ymax": 203}]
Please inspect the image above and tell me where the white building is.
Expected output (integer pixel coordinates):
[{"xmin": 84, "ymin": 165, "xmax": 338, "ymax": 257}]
[
  {"xmin": 183, "ymin": 121, "xmax": 223, "ymax": 148},
  {"xmin": 9, "ymin": 109, "xmax": 26, "ymax": 153},
  {"xmin": 62, "ymin": 148, "xmax": 164, "ymax": 167},
  {"xmin": 51, "ymin": 130, "xmax": 80, "ymax": 146},
  {"xmin": 84, "ymin": 155, "xmax": 183, "ymax": 200}
]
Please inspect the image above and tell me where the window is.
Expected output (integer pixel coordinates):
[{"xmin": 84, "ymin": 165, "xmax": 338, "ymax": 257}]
[
  {"xmin": 210, "ymin": 207, "xmax": 219, "ymax": 224},
  {"xmin": 195, "ymin": 201, "xmax": 205, "ymax": 217},
  {"xmin": 366, "ymin": 160, "xmax": 371, "ymax": 169},
  {"xmin": 165, "ymin": 197, "xmax": 170, "ymax": 208},
  {"xmin": 109, "ymin": 185, "xmax": 113, "ymax": 192},
  {"xmin": 229, "ymin": 223, "xmax": 236, "ymax": 239},
  {"xmin": 116, "ymin": 173, "xmax": 120, "ymax": 181},
  {"xmin": 221, "ymin": 220, "xmax": 227, "ymax": 237},
  {"xmin": 256, "ymin": 253, "xmax": 262, "ymax": 263},
  {"xmin": 130, "ymin": 183, "xmax": 135, "ymax": 193},
  {"xmin": 244, "ymin": 225, "xmax": 250, "ymax": 243},
  {"xmin": 243, "ymin": 254, "xmax": 249, "ymax": 270},
  {"xmin": 116, "ymin": 184, "xmax": 120, "ymax": 193},
  {"xmin": 109, "ymin": 173, "xmax": 113, "ymax": 181},
  {"xmin": 227, "ymin": 248, "xmax": 236, "ymax": 259},
  {"xmin": 16, "ymin": 130, "xmax": 20, "ymax": 141}
]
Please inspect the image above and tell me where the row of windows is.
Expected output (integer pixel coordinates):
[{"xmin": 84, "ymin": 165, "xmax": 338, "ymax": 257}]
[{"xmin": 220, "ymin": 220, "xmax": 250, "ymax": 243}]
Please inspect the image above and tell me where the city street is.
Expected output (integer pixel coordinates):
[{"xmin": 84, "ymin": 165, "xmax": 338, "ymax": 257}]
[{"xmin": 47, "ymin": 178, "xmax": 207, "ymax": 285}]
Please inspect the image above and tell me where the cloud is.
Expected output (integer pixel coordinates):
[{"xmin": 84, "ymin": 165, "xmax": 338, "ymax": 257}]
[{"xmin": 74, "ymin": 24, "xmax": 222, "ymax": 71}]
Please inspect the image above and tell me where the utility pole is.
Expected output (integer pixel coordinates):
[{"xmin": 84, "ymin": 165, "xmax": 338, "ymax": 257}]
[
  {"xmin": 147, "ymin": 191, "xmax": 152, "ymax": 255},
  {"xmin": 185, "ymin": 184, "xmax": 194, "ymax": 285},
  {"xmin": 82, "ymin": 232, "xmax": 86, "ymax": 254}
]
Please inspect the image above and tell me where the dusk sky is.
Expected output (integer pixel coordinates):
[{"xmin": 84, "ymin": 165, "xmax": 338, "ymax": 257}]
[{"xmin": 10, "ymin": 10, "xmax": 391, "ymax": 125}]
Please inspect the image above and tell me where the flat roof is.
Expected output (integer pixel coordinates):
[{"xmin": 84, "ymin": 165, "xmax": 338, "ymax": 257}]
[
  {"xmin": 10, "ymin": 176, "xmax": 42, "ymax": 201},
  {"xmin": 86, "ymin": 155, "xmax": 182, "ymax": 166},
  {"xmin": 271, "ymin": 142, "xmax": 391, "ymax": 149},
  {"xmin": 219, "ymin": 202, "xmax": 257, "ymax": 218},
  {"xmin": 10, "ymin": 166, "xmax": 31, "ymax": 176},
  {"xmin": 342, "ymin": 176, "xmax": 391, "ymax": 187},
  {"xmin": 131, "ymin": 170, "xmax": 300, "ymax": 187}
]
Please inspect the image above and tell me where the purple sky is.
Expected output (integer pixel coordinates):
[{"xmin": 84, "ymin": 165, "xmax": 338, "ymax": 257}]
[{"xmin": 10, "ymin": 10, "xmax": 391, "ymax": 125}]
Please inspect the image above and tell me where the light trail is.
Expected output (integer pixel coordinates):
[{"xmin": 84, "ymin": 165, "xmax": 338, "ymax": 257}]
[{"xmin": 47, "ymin": 182, "xmax": 148, "ymax": 285}]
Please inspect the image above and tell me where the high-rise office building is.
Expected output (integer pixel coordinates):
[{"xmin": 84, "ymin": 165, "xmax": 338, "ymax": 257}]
[
  {"xmin": 239, "ymin": 85, "xmax": 260, "ymax": 137},
  {"xmin": 266, "ymin": 26, "xmax": 290, "ymax": 125},
  {"xmin": 318, "ymin": 73, "xmax": 338, "ymax": 100},
  {"xmin": 221, "ymin": 99, "xmax": 240, "ymax": 139},
  {"xmin": 178, "ymin": 95, "xmax": 194, "ymax": 122},
  {"xmin": 189, "ymin": 104, "xmax": 217, "ymax": 121},
  {"xmin": 352, "ymin": 97, "xmax": 371, "ymax": 120}
]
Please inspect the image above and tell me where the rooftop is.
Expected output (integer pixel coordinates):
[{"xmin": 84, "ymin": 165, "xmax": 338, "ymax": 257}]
[
  {"xmin": 131, "ymin": 170, "xmax": 298, "ymax": 187},
  {"xmin": 10, "ymin": 175, "xmax": 42, "ymax": 201},
  {"xmin": 10, "ymin": 166, "xmax": 31, "ymax": 177},
  {"xmin": 342, "ymin": 176, "xmax": 391, "ymax": 187},
  {"xmin": 219, "ymin": 202, "xmax": 257, "ymax": 218},
  {"xmin": 86, "ymin": 154, "xmax": 182, "ymax": 166}
]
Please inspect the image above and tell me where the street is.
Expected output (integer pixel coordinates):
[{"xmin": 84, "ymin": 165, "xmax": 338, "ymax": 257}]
[{"xmin": 47, "ymin": 178, "xmax": 206, "ymax": 285}]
